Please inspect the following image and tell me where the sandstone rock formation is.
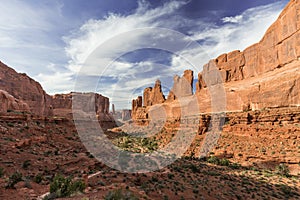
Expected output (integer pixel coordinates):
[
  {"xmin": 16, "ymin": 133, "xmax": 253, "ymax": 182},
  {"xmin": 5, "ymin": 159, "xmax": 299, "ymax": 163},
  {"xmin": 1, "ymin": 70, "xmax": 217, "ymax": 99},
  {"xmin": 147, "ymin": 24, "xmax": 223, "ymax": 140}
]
[
  {"xmin": 143, "ymin": 80, "xmax": 165, "ymax": 106},
  {"xmin": 0, "ymin": 90, "xmax": 29, "ymax": 113},
  {"xmin": 0, "ymin": 61, "xmax": 52, "ymax": 116},
  {"xmin": 167, "ymin": 70, "xmax": 194, "ymax": 101},
  {"xmin": 112, "ymin": 104, "xmax": 116, "ymax": 115},
  {"xmin": 112, "ymin": 109, "xmax": 132, "ymax": 121},
  {"xmin": 0, "ymin": 61, "xmax": 112, "ymax": 120},
  {"xmin": 133, "ymin": 0, "xmax": 300, "ymax": 121},
  {"xmin": 195, "ymin": 0, "xmax": 300, "ymax": 112},
  {"xmin": 66, "ymin": 92, "xmax": 111, "ymax": 121},
  {"xmin": 131, "ymin": 96, "xmax": 143, "ymax": 119},
  {"xmin": 121, "ymin": 109, "xmax": 131, "ymax": 121}
]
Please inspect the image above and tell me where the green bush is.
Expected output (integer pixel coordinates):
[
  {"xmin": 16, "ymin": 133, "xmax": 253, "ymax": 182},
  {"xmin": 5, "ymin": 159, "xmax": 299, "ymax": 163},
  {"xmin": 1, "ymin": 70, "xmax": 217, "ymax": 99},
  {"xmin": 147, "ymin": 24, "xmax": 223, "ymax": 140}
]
[
  {"xmin": 276, "ymin": 163, "xmax": 290, "ymax": 177},
  {"xmin": 104, "ymin": 189, "xmax": 138, "ymax": 200},
  {"xmin": 22, "ymin": 160, "xmax": 31, "ymax": 169},
  {"xmin": 219, "ymin": 158, "xmax": 230, "ymax": 166},
  {"xmin": 0, "ymin": 167, "xmax": 4, "ymax": 178},
  {"xmin": 280, "ymin": 184, "xmax": 292, "ymax": 196},
  {"xmin": 49, "ymin": 174, "xmax": 85, "ymax": 198},
  {"xmin": 6, "ymin": 171, "xmax": 22, "ymax": 188},
  {"xmin": 207, "ymin": 156, "xmax": 220, "ymax": 165},
  {"xmin": 33, "ymin": 174, "xmax": 43, "ymax": 184}
]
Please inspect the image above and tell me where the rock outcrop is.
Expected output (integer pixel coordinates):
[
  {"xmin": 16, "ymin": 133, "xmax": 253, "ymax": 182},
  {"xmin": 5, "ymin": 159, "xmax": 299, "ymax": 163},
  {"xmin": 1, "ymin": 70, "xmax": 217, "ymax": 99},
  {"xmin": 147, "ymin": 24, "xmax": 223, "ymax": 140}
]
[
  {"xmin": 0, "ymin": 61, "xmax": 112, "ymax": 119},
  {"xmin": 143, "ymin": 80, "xmax": 165, "ymax": 106},
  {"xmin": 167, "ymin": 70, "xmax": 194, "ymax": 101},
  {"xmin": 195, "ymin": 0, "xmax": 300, "ymax": 111},
  {"xmin": 0, "ymin": 61, "xmax": 52, "ymax": 116},
  {"xmin": 0, "ymin": 90, "xmax": 29, "ymax": 113},
  {"xmin": 57, "ymin": 92, "xmax": 111, "ymax": 120},
  {"xmin": 133, "ymin": 0, "xmax": 300, "ymax": 120},
  {"xmin": 131, "ymin": 96, "xmax": 143, "ymax": 120}
]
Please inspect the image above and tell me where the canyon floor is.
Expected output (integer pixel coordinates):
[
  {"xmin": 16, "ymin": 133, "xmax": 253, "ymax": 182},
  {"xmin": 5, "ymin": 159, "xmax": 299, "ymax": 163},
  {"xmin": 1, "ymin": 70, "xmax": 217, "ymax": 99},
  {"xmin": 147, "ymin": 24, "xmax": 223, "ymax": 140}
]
[{"xmin": 0, "ymin": 108, "xmax": 299, "ymax": 200}]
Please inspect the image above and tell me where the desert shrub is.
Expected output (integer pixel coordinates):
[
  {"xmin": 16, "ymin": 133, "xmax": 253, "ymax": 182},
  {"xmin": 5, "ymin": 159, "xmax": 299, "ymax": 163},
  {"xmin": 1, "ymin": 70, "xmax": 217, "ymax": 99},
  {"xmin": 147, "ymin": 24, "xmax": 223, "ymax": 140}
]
[
  {"xmin": 7, "ymin": 122, "xmax": 14, "ymax": 127},
  {"xmin": 0, "ymin": 167, "xmax": 4, "ymax": 178},
  {"xmin": 207, "ymin": 156, "xmax": 240, "ymax": 168},
  {"xmin": 22, "ymin": 160, "xmax": 31, "ymax": 169},
  {"xmin": 280, "ymin": 184, "xmax": 292, "ymax": 196},
  {"xmin": 49, "ymin": 174, "xmax": 85, "ymax": 198},
  {"xmin": 189, "ymin": 164, "xmax": 200, "ymax": 173},
  {"xmin": 6, "ymin": 171, "xmax": 22, "ymax": 188},
  {"xmin": 167, "ymin": 173, "xmax": 174, "ymax": 179},
  {"xmin": 207, "ymin": 156, "xmax": 220, "ymax": 165},
  {"xmin": 104, "ymin": 189, "xmax": 138, "ymax": 200},
  {"xmin": 219, "ymin": 158, "xmax": 230, "ymax": 166},
  {"xmin": 33, "ymin": 174, "xmax": 43, "ymax": 184},
  {"xmin": 276, "ymin": 163, "xmax": 290, "ymax": 177},
  {"xmin": 229, "ymin": 162, "xmax": 241, "ymax": 169}
]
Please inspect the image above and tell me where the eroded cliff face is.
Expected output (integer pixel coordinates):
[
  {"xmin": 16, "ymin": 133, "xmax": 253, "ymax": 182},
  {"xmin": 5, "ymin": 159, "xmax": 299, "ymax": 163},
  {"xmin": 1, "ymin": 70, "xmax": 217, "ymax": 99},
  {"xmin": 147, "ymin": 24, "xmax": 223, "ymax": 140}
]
[
  {"xmin": 0, "ymin": 90, "xmax": 29, "ymax": 113},
  {"xmin": 143, "ymin": 80, "xmax": 165, "ymax": 107},
  {"xmin": 196, "ymin": 0, "xmax": 300, "ymax": 112},
  {"xmin": 51, "ymin": 93, "xmax": 110, "ymax": 119},
  {"xmin": 167, "ymin": 70, "xmax": 194, "ymax": 102},
  {"xmin": 0, "ymin": 62, "xmax": 111, "ymax": 120},
  {"xmin": 132, "ymin": 0, "xmax": 300, "ymax": 120},
  {"xmin": 0, "ymin": 61, "xmax": 52, "ymax": 116},
  {"xmin": 132, "ymin": 70, "xmax": 194, "ymax": 120}
]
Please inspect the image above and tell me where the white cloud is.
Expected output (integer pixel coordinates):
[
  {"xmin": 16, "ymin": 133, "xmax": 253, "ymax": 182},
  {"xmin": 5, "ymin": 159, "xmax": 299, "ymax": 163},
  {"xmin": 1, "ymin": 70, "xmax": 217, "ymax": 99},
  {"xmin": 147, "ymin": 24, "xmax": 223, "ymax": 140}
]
[
  {"xmin": 64, "ymin": 0, "xmax": 187, "ymax": 70},
  {"xmin": 222, "ymin": 15, "xmax": 243, "ymax": 23}
]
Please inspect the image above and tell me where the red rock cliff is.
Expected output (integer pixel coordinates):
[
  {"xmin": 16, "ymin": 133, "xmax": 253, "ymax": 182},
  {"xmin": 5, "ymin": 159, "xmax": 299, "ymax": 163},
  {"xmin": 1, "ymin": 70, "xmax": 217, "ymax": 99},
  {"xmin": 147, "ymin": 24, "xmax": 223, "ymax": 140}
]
[
  {"xmin": 0, "ymin": 61, "xmax": 112, "ymax": 119},
  {"xmin": 196, "ymin": 0, "xmax": 300, "ymax": 112},
  {"xmin": 132, "ymin": 0, "xmax": 300, "ymax": 119},
  {"xmin": 0, "ymin": 61, "xmax": 52, "ymax": 116}
]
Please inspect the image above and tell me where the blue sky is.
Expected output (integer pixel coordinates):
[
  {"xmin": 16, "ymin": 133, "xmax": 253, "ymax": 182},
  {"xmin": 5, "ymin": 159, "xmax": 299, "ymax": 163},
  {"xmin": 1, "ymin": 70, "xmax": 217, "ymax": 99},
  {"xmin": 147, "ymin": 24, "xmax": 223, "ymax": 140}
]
[{"xmin": 0, "ymin": 0, "xmax": 289, "ymax": 109}]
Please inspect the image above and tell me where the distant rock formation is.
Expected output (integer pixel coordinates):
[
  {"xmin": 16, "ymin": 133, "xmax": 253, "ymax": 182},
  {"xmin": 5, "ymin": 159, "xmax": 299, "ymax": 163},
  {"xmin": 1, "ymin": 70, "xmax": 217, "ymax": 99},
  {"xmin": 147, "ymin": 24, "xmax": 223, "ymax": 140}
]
[
  {"xmin": 112, "ymin": 109, "xmax": 132, "ymax": 121},
  {"xmin": 132, "ymin": 96, "xmax": 143, "ymax": 119},
  {"xmin": 167, "ymin": 69, "xmax": 193, "ymax": 101},
  {"xmin": 112, "ymin": 104, "xmax": 116, "ymax": 115},
  {"xmin": 121, "ymin": 109, "xmax": 131, "ymax": 121},
  {"xmin": 51, "ymin": 92, "xmax": 110, "ymax": 120},
  {"xmin": 143, "ymin": 80, "xmax": 165, "ymax": 106},
  {"xmin": 0, "ymin": 61, "xmax": 112, "ymax": 120}
]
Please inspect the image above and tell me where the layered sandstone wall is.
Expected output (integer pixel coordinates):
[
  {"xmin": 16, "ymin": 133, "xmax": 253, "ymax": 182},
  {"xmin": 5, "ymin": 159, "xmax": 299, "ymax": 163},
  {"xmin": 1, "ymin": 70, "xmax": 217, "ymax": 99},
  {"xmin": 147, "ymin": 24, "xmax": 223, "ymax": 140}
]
[
  {"xmin": 0, "ymin": 61, "xmax": 52, "ymax": 116},
  {"xmin": 195, "ymin": 0, "xmax": 300, "ymax": 112},
  {"xmin": 132, "ymin": 0, "xmax": 300, "ymax": 120},
  {"xmin": 167, "ymin": 69, "xmax": 194, "ymax": 102},
  {"xmin": 143, "ymin": 80, "xmax": 165, "ymax": 106},
  {"xmin": 52, "ymin": 92, "xmax": 110, "ymax": 120},
  {"xmin": 0, "ymin": 62, "xmax": 111, "ymax": 119},
  {"xmin": 0, "ymin": 90, "xmax": 29, "ymax": 113}
]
